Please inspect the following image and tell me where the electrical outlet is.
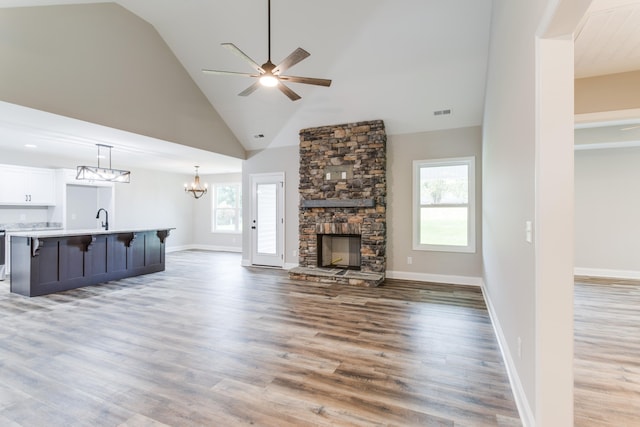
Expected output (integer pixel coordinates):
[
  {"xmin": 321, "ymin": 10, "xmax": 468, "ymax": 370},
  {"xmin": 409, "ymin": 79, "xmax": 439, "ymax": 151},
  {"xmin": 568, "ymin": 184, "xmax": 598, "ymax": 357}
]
[
  {"xmin": 517, "ymin": 337, "xmax": 522, "ymax": 359},
  {"xmin": 525, "ymin": 221, "xmax": 532, "ymax": 243},
  {"xmin": 407, "ymin": 256, "xmax": 412, "ymax": 265},
  {"xmin": 293, "ymin": 250, "xmax": 298, "ymax": 257}
]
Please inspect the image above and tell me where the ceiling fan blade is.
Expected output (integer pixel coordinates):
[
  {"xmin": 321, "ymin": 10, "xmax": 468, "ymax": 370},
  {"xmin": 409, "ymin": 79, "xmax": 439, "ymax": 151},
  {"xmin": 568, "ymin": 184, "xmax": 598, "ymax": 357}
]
[
  {"xmin": 238, "ymin": 81, "xmax": 261, "ymax": 97},
  {"xmin": 278, "ymin": 75, "xmax": 332, "ymax": 87},
  {"xmin": 202, "ymin": 69, "xmax": 258, "ymax": 77},
  {"xmin": 221, "ymin": 43, "xmax": 265, "ymax": 73},
  {"xmin": 277, "ymin": 82, "xmax": 301, "ymax": 101},
  {"xmin": 272, "ymin": 48, "xmax": 310, "ymax": 75}
]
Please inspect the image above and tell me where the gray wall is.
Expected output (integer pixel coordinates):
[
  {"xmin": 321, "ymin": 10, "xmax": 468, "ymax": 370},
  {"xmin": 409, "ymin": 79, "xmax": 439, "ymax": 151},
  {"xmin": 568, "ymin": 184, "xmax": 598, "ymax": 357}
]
[
  {"xmin": 482, "ymin": 0, "xmax": 581, "ymax": 423},
  {"xmin": 244, "ymin": 127, "xmax": 484, "ymax": 282},
  {"xmin": 0, "ymin": 3, "xmax": 245, "ymax": 159},
  {"xmin": 66, "ymin": 185, "xmax": 99, "ymax": 230},
  {"xmin": 242, "ymin": 146, "xmax": 300, "ymax": 266},
  {"xmin": 387, "ymin": 126, "xmax": 483, "ymax": 281},
  {"xmin": 575, "ymin": 147, "xmax": 640, "ymax": 277}
]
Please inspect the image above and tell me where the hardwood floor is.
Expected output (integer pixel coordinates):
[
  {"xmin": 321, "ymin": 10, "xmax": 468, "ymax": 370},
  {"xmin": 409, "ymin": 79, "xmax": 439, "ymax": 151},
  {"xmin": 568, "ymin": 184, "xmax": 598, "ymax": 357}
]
[
  {"xmin": 574, "ymin": 277, "xmax": 640, "ymax": 426},
  {"xmin": 0, "ymin": 251, "xmax": 521, "ymax": 426}
]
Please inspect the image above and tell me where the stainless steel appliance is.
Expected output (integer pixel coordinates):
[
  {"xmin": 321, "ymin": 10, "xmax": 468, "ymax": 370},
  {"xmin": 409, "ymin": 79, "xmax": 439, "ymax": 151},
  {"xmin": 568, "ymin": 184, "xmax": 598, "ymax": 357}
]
[{"xmin": 0, "ymin": 229, "xmax": 5, "ymax": 281}]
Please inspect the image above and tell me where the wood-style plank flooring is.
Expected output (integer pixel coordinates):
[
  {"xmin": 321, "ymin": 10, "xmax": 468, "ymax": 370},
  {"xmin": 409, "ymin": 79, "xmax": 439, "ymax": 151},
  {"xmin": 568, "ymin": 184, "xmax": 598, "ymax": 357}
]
[
  {"xmin": 574, "ymin": 276, "xmax": 640, "ymax": 426},
  {"xmin": 0, "ymin": 251, "xmax": 521, "ymax": 426}
]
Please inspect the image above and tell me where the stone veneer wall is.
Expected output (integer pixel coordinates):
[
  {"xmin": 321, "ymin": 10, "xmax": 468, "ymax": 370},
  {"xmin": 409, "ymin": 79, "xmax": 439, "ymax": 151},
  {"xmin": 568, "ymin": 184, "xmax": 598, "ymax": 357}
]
[{"xmin": 297, "ymin": 119, "xmax": 386, "ymax": 275}]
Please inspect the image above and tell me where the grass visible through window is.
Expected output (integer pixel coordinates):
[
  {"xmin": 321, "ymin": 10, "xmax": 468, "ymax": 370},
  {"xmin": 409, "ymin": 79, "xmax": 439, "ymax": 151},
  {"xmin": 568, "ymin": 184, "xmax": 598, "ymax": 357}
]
[{"xmin": 420, "ymin": 207, "xmax": 468, "ymax": 246}]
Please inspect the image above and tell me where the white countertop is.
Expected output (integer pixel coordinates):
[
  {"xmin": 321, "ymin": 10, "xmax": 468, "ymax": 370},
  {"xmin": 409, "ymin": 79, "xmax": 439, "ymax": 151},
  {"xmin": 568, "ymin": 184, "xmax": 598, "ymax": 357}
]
[{"xmin": 9, "ymin": 228, "xmax": 174, "ymax": 238}]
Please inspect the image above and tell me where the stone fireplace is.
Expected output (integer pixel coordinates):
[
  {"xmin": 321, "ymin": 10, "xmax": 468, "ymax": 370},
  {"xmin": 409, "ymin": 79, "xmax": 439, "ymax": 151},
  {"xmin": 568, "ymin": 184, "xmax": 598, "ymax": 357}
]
[{"xmin": 289, "ymin": 120, "xmax": 386, "ymax": 287}]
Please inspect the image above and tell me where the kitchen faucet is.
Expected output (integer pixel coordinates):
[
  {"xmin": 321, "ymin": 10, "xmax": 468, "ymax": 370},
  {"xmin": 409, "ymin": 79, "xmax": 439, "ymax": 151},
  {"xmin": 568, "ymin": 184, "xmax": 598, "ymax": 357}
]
[{"xmin": 96, "ymin": 208, "xmax": 109, "ymax": 231}]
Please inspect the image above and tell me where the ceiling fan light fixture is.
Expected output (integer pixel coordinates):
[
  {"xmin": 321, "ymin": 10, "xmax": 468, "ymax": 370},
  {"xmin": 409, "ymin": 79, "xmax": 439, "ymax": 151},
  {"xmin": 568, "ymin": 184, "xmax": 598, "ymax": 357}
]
[
  {"xmin": 201, "ymin": 0, "xmax": 331, "ymax": 101},
  {"xmin": 260, "ymin": 75, "xmax": 278, "ymax": 87}
]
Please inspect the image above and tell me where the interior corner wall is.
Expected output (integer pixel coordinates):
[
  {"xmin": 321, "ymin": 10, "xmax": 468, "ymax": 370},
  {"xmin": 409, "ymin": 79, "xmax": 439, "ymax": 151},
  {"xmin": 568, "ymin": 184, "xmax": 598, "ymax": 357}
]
[
  {"xmin": 242, "ymin": 146, "xmax": 300, "ymax": 266},
  {"xmin": 192, "ymin": 172, "xmax": 243, "ymax": 252},
  {"xmin": 114, "ymin": 168, "xmax": 195, "ymax": 250},
  {"xmin": 0, "ymin": 3, "xmax": 245, "ymax": 160},
  {"xmin": 575, "ymin": 70, "xmax": 640, "ymax": 114},
  {"xmin": 482, "ymin": 0, "xmax": 547, "ymax": 423},
  {"xmin": 575, "ymin": 147, "xmax": 640, "ymax": 277},
  {"xmin": 386, "ymin": 126, "xmax": 483, "ymax": 283}
]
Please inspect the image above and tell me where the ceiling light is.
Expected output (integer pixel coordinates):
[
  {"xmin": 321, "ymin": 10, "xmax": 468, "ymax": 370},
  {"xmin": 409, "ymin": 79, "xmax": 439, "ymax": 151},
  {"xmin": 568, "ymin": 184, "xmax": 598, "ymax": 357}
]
[
  {"xmin": 76, "ymin": 144, "xmax": 131, "ymax": 183},
  {"xmin": 184, "ymin": 166, "xmax": 208, "ymax": 199},
  {"xmin": 24, "ymin": 144, "xmax": 37, "ymax": 148},
  {"xmin": 259, "ymin": 75, "xmax": 278, "ymax": 87}
]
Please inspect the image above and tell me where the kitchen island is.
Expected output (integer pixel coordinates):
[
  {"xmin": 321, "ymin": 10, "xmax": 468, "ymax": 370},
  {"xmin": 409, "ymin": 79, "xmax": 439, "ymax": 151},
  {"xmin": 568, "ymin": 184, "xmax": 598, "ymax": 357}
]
[{"xmin": 10, "ymin": 228, "xmax": 173, "ymax": 296}]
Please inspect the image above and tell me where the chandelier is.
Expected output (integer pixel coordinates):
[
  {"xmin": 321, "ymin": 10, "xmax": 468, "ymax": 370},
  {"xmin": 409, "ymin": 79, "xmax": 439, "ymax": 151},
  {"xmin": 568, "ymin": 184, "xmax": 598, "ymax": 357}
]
[
  {"xmin": 76, "ymin": 144, "xmax": 131, "ymax": 183},
  {"xmin": 185, "ymin": 166, "xmax": 208, "ymax": 199}
]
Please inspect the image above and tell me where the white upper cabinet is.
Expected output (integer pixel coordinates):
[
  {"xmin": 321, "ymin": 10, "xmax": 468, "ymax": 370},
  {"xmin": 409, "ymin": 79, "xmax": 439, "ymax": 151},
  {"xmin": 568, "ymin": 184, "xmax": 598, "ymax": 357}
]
[{"xmin": 0, "ymin": 165, "xmax": 56, "ymax": 206}]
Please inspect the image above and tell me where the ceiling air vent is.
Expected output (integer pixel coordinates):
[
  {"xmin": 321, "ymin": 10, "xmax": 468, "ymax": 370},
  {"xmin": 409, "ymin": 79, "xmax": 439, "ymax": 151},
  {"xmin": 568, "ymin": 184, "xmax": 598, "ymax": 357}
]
[
  {"xmin": 253, "ymin": 134, "xmax": 265, "ymax": 139},
  {"xmin": 433, "ymin": 109, "xmax": 452, "ymax": 116}
]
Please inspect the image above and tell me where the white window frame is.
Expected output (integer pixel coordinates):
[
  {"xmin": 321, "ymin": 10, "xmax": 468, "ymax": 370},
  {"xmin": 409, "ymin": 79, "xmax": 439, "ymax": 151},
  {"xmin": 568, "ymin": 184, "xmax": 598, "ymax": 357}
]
[
  {"xmin": 412, "ymin": 156, "xmax": 476, "ymax": 253},
  {"xmin": 211, "ymin": 182, "xmax": 242, "ymax": 234}
]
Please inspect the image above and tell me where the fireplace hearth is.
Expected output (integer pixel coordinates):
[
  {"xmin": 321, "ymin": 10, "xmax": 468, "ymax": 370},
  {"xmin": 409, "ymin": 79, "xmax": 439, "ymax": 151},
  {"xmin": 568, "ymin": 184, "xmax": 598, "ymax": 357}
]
[{"xmin": 289, "ymin": 120, "xmax": 386, "ymax": 287}]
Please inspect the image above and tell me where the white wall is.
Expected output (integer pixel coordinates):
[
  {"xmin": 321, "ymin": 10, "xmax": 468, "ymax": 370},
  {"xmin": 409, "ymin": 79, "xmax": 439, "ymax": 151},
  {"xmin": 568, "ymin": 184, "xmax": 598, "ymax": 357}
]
[
  {"xmin": 0, "ymin": 206, "xmax": 49, "ymax": 226},
  {"xmin": 387, "ymin": 126, "xmax": 483, "ymax": 284},
  {"xmin": 192, "ymin": 172, "xmax": 243, "ymax": 252},
  {"xmin": 242, "ymin": 146, "xmax": 299, "ymax": 267},
  {"xmin": 575, "ymin": 147, "xmax": 640, "ymax": 277},
  {"xmin": 113, "ymin": 168, "xmax": 194, "ymax": 250}
]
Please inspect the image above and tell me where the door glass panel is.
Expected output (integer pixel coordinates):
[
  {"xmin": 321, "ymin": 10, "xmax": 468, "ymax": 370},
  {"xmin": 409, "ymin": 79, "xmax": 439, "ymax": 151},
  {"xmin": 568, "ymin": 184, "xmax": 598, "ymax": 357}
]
[{"xmin": 257, "ymin": 183, "xmax": 277, "ymax": 254}]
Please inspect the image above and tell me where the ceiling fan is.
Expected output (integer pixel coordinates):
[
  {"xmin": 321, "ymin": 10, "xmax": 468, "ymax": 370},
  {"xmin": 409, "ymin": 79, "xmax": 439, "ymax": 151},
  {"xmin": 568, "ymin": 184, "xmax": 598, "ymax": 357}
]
[{"xmin": 201, "ymin": 0, "xmax": 331, "ymax": 101}]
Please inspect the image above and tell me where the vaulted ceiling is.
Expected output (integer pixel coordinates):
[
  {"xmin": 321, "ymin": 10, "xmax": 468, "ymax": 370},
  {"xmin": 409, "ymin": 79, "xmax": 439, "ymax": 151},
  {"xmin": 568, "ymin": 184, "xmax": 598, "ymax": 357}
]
[
  {"xmin": 0, "ymin": 0, "xmax": 638, "ymax": 173},
  {"xmin": 0, "ymin": 0, "xmax": 492, "ymax": 173}
]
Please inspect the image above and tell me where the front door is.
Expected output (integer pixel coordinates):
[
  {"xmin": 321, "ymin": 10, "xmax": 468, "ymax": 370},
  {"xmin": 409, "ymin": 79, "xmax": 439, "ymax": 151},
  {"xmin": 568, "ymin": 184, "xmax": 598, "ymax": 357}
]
[{"xmin": 250, "ymin": 173, "xmax": 284, "ymax": 267}]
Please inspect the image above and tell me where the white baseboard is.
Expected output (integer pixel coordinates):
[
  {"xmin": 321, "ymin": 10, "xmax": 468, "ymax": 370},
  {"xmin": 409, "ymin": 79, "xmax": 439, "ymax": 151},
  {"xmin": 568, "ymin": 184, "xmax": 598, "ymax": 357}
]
[
  {"xmin": 574, "ymin": 267, "xmax": 640, "ymax": 280},
  {"xmin": 166, "ymin": 245, "xmax": 191, "ymax": 253},
  {"xmin": 167, "ymin": 244, "xmax": 241, "ymax": 253},
  {"xmin": 241, "ymin": 258, "xmax": 251, "ymax": 267},
  {"xmin": 481, "ymin": 281, "xmax": 534, "ymax": 427},
  {"xmin": 283, "ymin": 262, "xmax": 298, "ymax": 270},
  {"xmin": 385, "ymin": 270, "xmax": 482, "ymax": 286}
]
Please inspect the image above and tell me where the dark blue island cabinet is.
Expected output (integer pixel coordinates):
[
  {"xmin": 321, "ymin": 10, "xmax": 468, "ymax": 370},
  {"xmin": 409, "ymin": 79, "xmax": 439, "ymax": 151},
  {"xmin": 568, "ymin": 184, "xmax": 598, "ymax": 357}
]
[{"xmin": 10, "ymin": 229, "xmax": 172, "ymax": 297}]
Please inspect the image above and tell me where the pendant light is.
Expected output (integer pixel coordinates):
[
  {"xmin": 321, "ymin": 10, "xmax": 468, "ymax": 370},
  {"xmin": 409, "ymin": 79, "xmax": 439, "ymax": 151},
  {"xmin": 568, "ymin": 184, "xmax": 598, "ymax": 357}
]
[
  {"xmin": 76, "ymin": 144, "xmax": 131, "ymax": 183},
  {"xmin": 184, "ymin": 166, "xmax": 208, "ymax": 199}
]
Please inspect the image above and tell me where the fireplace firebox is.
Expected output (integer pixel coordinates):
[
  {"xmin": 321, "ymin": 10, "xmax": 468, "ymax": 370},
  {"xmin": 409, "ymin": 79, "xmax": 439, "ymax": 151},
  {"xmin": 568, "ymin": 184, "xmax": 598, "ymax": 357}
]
[{"xmin": 317, "ymin": 234, "xmax": 361, "ymax": 270}]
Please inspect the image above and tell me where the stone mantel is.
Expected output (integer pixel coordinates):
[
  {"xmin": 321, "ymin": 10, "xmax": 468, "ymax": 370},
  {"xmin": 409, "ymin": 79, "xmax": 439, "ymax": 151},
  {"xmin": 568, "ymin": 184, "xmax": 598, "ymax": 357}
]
[{"xmin": 301, "ymin": 199, "xmax": 375, "ymax": 208}]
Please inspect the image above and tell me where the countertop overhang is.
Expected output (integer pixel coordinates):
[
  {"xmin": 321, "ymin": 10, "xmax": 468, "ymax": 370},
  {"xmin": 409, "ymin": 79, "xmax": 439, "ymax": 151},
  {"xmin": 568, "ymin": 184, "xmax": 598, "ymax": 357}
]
[{"xmin": 10, "ymin": 227, "xmax": 175, "ymax": 239}]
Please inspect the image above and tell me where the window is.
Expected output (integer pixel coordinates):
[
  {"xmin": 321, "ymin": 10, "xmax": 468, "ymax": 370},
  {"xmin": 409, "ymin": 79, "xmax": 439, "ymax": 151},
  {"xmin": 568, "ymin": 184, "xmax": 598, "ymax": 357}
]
[
  {"xmin": 413, "ymin": 157, "xmax": 475, "ymax": 253},
  {"xmin": 212, "ymin": 183, "xmax": 242, "ymax": 233}
]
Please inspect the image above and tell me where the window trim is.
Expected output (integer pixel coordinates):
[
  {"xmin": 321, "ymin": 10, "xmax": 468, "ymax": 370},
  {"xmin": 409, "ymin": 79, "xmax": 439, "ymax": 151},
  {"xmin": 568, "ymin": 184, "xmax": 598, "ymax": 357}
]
[
  {"xmin": 412, "ymin": 156, "xmax": 476, "ymax": 253},
  {"xmin": 211, "ymin": 182, "xmax": 242, "ymax": 234}
]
